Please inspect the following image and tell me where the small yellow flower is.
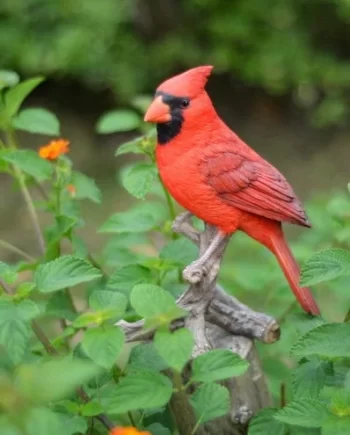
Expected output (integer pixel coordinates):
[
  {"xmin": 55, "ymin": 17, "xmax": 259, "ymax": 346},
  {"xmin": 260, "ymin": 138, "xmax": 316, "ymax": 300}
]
[
  {"xmin": 39, "ymin": 139, "xmax": 70, "ymax": 160},
  {"xmin": 109, "ymin": 427, "xmax": 150, "ymax": 435}
]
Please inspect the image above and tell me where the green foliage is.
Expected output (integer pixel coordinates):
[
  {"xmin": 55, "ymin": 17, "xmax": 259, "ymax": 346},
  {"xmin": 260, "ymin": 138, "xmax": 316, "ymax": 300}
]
[
  {"xmin": 191, "ymin": 349, "xmax": 249, "ymax": 383},
  {"xmin": 301, "ymin": 249, "xmax": 350, "ymax": 286},
  {"xmin": 154, "ymin": 328, "xmax": 194, "ymax": 372},
  {"xmin": 248, "ymin": 408, "xmax": 287, "ymax": 435},
  {"xmin": 13, "ymin": 108, "xmax": 60, "ymax": 135},
  {"xmin": 122, "ymin": 162, "xmax": 158, "ymax": 199},
  {"xmin": 190, "ymin": 382, "xmax": 230, "ymax": 424},
  {"xmin": 291, "ymin": 323, "xmax": 350, "ymax": 359},
  {"xmin": 274, "ymin": 398, "xmax": 330, "ymax": 427},
  {"xmin": 96, "ymin": 110, "xmax": 142, "ymax": 133},
  {"xmin": 104, "ymin": 370, "xmax": 173, "ymax": 414},
  {"xmin": 35, "ymin": 255, "xmax": 102, "ymax": 292}
]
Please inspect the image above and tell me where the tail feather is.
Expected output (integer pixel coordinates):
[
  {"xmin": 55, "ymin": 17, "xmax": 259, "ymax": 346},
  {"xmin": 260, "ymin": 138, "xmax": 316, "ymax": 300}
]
[{"xmin": 271, "ymin": 236, "xmax": 320, "ymax": 316}]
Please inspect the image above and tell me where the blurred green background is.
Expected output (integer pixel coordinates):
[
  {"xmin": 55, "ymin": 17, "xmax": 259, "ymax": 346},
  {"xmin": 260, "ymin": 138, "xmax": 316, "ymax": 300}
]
[{"xmin": 1, "ymin": 0, "xmax": 350, "ymax": 404}]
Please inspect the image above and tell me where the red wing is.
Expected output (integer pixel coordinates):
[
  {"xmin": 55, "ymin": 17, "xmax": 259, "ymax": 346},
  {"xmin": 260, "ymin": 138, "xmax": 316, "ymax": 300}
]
[{"xmin": 201, "ymin": 150, "xmax": 310, "ymax": 227}]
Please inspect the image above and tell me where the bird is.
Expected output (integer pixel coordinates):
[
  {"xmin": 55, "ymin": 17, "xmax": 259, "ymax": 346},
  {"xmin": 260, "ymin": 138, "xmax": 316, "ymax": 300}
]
[{"xmin": 144, "ymin": 66, "xmax": 320, "ymax": 316}]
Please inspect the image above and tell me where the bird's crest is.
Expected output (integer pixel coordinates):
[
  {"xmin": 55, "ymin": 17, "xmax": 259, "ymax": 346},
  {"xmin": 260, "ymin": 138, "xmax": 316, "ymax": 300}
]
[{"xmin": 157, "ymin": 66, "xmax": 213, "ymax": 98}]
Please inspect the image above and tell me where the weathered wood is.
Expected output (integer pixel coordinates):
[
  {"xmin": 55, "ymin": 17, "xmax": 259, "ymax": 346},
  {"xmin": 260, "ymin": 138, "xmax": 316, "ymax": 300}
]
[{"xmin": 118, "ymin": 212, "xmax": 280, "ymax": 435}]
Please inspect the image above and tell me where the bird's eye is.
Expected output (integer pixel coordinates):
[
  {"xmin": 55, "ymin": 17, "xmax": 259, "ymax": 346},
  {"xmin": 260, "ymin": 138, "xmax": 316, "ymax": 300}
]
[{"xmin": 181, "ymin": 98, "xmax": 190, "ymax": 108}]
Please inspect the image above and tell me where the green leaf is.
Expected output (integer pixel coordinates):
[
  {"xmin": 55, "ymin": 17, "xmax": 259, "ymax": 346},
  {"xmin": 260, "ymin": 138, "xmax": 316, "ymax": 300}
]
[
  {"xmin": 24, "ymin": 408, "xmax": 62, "ymax": 435},
  {"xmin": 129, "ymin": 343, "xmax": 168, "ymax": 371},
  {"xmin": 80, "ymin": 400, "xmax": 104, "ymax": 417},
  {"xmin": 16, "ymin": 358, "xmax": 100, "ymax": 403},
  {"xmin": 146, "ymin": 423, "xmax": 171, "ymax": 435},
  {"xmin": 96, "ymin": 109, "xmax": 141, "ymax": 133},
  {"xmin": 292, "ymin": 359, "xmax": 327, "ymax": 398},
  {"xmin": 35, "ymin": 255, "xmax": 102, "ymax": 293},
  {"xmin": 17, "ymin": 300, "xmax": 40, "ymax": 321},
  {"xmin": 300, "ymin": 249, "xmax": 350, "ymax": 286},
  {"xmin": 71, "ymin": 171, "xmax": 102, "ymax": 203},
  {"xmin": 248, "ymin": 408, "xmax": 286, "ymax": 435},
  {"xmin": 291, "ymin": 323, "xmax": 350, "ymax": 359},
  {"xmin": 107, "ymin": 264, "xmax": 152, "ymax": 291},
  {"xmin": 104, "ymin": 370, "xmax": 173, "ymax": 413},
  {"xmin": 122, "ymin": 162, "xmax": 157, "ymax": 199},
  {"xmin": 82, "ymin": 325, "xmax": 125, "ymax": 369},
  {"xmin": 59, "ymin": 415, "xmax": 88, "ymax": 435},
  {"xmin": 99, "ymin": 202, "xmax": 167, "ymax": 233},
  {"xmin": 154, "ymin": 328, "xmax": 194, "ymax": 372},
  {"xmin": 89, "ymin": 290, "xmax": 127, "ymax": 314},
  {"xmin": 0, "ymin": 70, "xmax": 20, "ymax": 90},
  {"xmin": 190, "ymin": 383, "xmax": 230, "ymax": 424},
  {"xmin": 1, "ymin": 149, "xmax": 53, "ymax": 181},
  {"xmin": 130, "ymin": 284, "xmax": 186, "ymax": 327},
  {"xmin": 160, "ymin": 238, "xmax": 198, "ymax": 267},
  {"xmin": 13, "ymin": 108, "xmax": 60, "ymax": 135},
  {"xmin": 115, "ymin": 137, "xmax": 145, "ymax": 156},
  {"xmin": 0, "ymin": 261, "xmax": 18, "ymax": 283},
  {"xmin": 322, "ymin": 416, "xmax": 350, "ymax": 435},
  {"xmin": 191, "ymin": 349, "xmax": 249, "ymax": 383},
  {"xmin": 274, "ymin": 398, "xmax": 330, "ymax": 428},
  {"xmin": 5, "ymin": 77, "xmax": 45, "ymax": 118},
  {"xmin": 0, "ymin": 316, "xmax": 30, "ymax": 364}
]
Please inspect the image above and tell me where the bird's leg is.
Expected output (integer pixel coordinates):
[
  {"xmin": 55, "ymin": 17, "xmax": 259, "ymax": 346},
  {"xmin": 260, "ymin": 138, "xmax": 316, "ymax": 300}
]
[{"xmin": 183, "ymin": 231, "xmax": 228, "ymax": 284}]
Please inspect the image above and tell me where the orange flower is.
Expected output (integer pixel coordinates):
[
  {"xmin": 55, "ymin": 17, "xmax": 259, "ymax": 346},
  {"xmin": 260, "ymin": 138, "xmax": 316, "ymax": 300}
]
[
  {"xmin": 109, "ymin": 427, "xmax": 150, "ymax": 435},
  {"xmin": 39, "ymin": 139, "xmax": 70, "ymax": 160},
  {"xmin": 67, "ymin": 184, "xmax": 76, "ymax": 197}
]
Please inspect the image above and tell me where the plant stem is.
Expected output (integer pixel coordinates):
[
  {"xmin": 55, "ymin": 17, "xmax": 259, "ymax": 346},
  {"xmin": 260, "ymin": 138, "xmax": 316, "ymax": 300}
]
[
  {"xmin": 0, "ymin": 279, "xmax": 12, "ymax": 294},
  {"xmin": 14, "ymin": 166, "xmax": 46, "ymax": 254},
  {"xmin": 0, "ymin": 239, "xmax": 35, "ymax": 262},
  {"xmin": 128, "ymin": 411, "xmax": 137, "ymax": 428}
]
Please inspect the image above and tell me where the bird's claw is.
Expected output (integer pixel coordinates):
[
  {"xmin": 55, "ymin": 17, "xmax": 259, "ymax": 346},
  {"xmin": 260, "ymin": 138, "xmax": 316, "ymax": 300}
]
[{"xmin": 183, "ymin": 260, "xmax": 208, "ymax": 284}]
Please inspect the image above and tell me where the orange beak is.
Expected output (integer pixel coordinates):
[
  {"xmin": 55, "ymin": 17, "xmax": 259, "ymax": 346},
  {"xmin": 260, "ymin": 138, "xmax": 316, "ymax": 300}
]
[{"xmin": 144, "ymin": 96, "xmax": 171, "ymax": 123}]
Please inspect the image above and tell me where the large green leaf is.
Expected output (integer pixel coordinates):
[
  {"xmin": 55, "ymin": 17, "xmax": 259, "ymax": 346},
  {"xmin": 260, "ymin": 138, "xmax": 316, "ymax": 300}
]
[
  {"xmin": 107, "ymin": 264, "xmax": 152, "ymax": 291},
  {"xmin": 104, "ymin": 370, "xmax": 173, "ymax": 413},
  {"xmin": 1, "ymin": 149, "xmax": 53, "ymax": 181},
  {"xmin": 191, "ymin": 349, "xmax": 249, "ymax": 383},
  {"xmin": 13, "ymin": 108, "xmax": 60, "ymax": 135},
  {"xmin": 190, "ymin": 382, "xmax": 230, "ymax": 424},
  {"xmin": 5, "ymin": 77, "xmax": 45, "ymax": 118},
  {"xmin": 291, "ymin": 323, "xmax": 350, "ymax": 359},
  {"xmin": 96, "ymin": 109, "xmax": 141, "ymax": 133},
  {"xmin": 35, "ymin": 256, "xmax": 102, "ymax": 293},
  {"xmin": 154, "ymin": 328, "xmax": 194, "ymax": 372},
  {"xmin": 99, "ymin": 202, "xmax": 167, "ymax": 233},
  {"xmin": 300, "ymin": 249, "xmax": 350, "ymax": 286},
  {"xmin": 0, "ymin": 316, "xmax": 30, "ymax": 364},
  {"xmin": 274, "ymin": 398, "xmax": 330, "ymax": 428},
  {"xmin": 82, "ymin": 325, "xmax": 125, "ymax": 369},
  {"xmin": 129, "ymin": 343, "xmax": 168, "ymax": 371},
  {"xmin": 130, "ymin": 284, "xmax": 186, "ymax": 327},
  {"xmin": 122, "ymin": 162, "xmax": 157, "ymax": 199},
  {"xmin": 146, "ymin": 423, "xmax": 171, "ymax": 435},
  {"xmin": 16, "ymin": 358, "xmax": 100, "ymax": 403},
  {"xmin": 24, "ymin": 408, "xmax": 62, "ymax": 435},
  {"xmin": 160, "ymin": 238, "xmax": 198, "ymax": 268},
  {"xmin": 292, "ymin": 359, "xmax": 327, "ymax": 398},
  {"xmin": 89, "ymin": 290, "xmax": 127, "ymax": 314},
  {"xmin": 70, "ymin": 171, "xmax": 102, "ymax": 203},
  {"xmin": 248, "ymin": 408, "xmax": 287, "ymax": 435}
]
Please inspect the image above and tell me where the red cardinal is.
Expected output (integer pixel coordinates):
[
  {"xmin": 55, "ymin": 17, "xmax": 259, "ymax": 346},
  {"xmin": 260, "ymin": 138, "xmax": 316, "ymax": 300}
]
[{"xmin": 144, "ymin": 66, "xmax": 320, "ymax": 316}]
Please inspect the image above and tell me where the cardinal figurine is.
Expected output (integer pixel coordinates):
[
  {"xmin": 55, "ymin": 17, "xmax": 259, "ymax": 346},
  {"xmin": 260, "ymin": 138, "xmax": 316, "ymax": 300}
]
[{"xmin": 144, "ymin": 66, "xmax": 320, "ymax": 316}]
